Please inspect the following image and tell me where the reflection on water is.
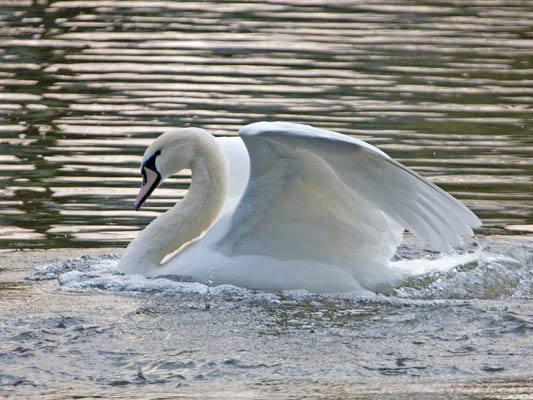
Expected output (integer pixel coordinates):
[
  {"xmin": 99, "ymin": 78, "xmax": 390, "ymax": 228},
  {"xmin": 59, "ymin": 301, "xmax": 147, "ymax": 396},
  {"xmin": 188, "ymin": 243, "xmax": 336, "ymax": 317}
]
[{"xmin": 0, "ymin": 0, "xmax": 532, "ymax": 249}]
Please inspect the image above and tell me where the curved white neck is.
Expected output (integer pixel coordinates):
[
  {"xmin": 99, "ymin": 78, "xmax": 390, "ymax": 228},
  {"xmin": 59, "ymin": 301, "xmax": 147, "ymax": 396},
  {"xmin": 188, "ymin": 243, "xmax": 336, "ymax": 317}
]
[{"xmin": 119, "ymin": 133, "xmax": 229, "ymax": 275}]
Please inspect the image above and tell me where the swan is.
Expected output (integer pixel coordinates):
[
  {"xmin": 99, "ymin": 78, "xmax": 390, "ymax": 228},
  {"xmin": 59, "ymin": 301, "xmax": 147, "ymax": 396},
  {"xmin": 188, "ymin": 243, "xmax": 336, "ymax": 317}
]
[{"xmin": 118, "ymin": 121, "xmax": 481, "ymax": 292}]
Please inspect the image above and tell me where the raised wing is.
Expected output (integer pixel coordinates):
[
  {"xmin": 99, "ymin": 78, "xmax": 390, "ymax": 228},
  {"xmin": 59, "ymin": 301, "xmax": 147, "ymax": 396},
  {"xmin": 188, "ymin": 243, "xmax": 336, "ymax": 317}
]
[{"xmin": 217, "ymin": 122, "xmax": 481, "ymax": 267}]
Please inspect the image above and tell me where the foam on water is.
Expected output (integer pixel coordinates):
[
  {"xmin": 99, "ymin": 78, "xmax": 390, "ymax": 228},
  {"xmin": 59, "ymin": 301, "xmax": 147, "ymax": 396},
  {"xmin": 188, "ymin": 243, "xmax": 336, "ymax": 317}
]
[
  {"xmin": 28, "ymin": 239, "xmax": 532, "ymax": 304},
  {"xmin": 29, "ymin": 253, "xmax": 288, "ymax": 304}
]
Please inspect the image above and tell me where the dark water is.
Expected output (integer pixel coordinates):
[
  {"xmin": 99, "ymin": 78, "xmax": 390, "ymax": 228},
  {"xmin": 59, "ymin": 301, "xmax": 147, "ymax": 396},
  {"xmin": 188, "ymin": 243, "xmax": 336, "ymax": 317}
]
[
  {"xmin": 1, "ymin": 2, "xmax": 533, "ymax": 399},
  {"xmin": 1, "ymin": 0, "xmax": 532, "ymax": 249}
]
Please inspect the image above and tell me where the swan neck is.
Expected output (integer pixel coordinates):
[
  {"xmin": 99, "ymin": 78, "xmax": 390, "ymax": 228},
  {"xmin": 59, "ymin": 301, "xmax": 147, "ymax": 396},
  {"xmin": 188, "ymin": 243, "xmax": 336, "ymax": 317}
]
[{"xmin": 119, "ymin": 132, "xmax": 228, "ymax": 274}]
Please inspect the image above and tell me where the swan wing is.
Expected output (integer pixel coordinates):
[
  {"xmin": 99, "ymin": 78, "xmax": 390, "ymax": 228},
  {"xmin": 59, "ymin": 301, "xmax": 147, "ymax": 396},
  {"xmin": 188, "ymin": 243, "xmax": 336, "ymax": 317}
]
[{"xmin": 216, "ymin": 121, "xmax": 481, "ymax": 266}]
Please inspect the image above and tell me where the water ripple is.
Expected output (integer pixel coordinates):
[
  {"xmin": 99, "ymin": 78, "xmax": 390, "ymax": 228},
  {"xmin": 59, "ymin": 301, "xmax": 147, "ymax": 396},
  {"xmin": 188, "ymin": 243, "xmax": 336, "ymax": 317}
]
[{"xmin": 0, "ymin": 0, "xmax": 532, "ymax": 249}]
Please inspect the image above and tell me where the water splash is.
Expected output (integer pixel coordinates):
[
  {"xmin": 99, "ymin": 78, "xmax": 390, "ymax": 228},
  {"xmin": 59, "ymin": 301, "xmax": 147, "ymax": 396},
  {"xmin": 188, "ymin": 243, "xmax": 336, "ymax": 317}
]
[{"xmin": 28, "ymin": 238, "xmax": 533, "ymax": 303}]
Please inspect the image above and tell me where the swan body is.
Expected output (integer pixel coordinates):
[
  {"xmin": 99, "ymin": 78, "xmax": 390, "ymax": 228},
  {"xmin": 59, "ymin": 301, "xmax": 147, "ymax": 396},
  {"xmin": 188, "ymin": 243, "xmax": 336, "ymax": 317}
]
[{"xmin": 118, "ymin": 122, "xmax": 481, "ymax": 292}]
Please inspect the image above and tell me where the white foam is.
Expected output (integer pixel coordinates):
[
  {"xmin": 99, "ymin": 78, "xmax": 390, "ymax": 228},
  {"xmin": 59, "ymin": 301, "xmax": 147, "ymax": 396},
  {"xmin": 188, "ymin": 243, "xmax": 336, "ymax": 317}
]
[
  {"xmin": 59, "ymin": 270, "xmax": 210, "ymax": 295},
  {"xmin": 394, "ymin": 249, "xmax": 532, "ymax": 300},
  {"xmin": 29, "ymin": 238, "xmax": 533, "ymax": 302},
  {"xmin": 391, "ymin": 249, "xmax": 482, "ymax": 276}
]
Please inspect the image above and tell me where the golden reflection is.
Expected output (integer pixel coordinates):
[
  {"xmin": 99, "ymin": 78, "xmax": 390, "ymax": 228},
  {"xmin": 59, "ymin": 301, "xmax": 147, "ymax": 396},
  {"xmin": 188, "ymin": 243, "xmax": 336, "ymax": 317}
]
[
  {"xmin": 0, "ymin": 0, "xmax": 532, "ymax": 248},
  {"xmin": 506, "ymin": 225, "xmax": 533, "ymax": 233},
  {"xmin": 0, "ymin": 227, "xmax": 45, "ymax": 240}
]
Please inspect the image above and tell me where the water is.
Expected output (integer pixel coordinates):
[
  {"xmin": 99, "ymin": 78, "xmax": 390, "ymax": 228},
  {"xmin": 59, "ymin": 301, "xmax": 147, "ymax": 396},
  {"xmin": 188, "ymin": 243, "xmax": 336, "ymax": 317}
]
[
  {"xmin": 1, "ymin": 0, "xmax": 532, "ymax": 249},
  {"xmin": 1, "ymin": 0, "xmax": 533, "ymax": 398},
  {"xmin": 2, "ymin": 240, "xmax": 533, "ymax": 398}
]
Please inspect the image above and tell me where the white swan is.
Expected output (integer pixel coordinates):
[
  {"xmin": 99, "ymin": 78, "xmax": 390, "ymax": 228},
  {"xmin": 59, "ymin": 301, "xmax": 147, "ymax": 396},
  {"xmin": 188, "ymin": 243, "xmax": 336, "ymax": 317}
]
[{"xmin": 118, "ymin": 122, "xmax": 481, "ymax": 292}]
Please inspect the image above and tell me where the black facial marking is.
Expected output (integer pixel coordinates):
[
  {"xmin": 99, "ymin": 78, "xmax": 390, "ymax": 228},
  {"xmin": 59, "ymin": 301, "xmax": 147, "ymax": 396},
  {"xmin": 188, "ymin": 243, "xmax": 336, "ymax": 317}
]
[
  {"xmin": 141, "ymin": 149, "xmax": 161, "ymax": 183},
  {"xmin": 141, "ymin": 149, "xmax": 161, "ymax": 173}
]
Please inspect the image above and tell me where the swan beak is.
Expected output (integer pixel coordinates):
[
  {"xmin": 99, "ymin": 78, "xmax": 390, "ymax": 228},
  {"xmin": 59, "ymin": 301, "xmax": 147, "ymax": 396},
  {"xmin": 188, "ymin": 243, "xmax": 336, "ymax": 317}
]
[{"xmin": 134, "ymin": 167, "xmax": 161, "ymax": 210}]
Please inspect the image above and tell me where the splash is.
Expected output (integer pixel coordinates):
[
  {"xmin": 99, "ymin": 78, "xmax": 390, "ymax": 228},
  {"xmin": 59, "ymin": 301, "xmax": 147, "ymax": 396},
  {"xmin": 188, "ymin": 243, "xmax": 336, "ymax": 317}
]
[{"xmin": 28, "ymin": 239, "xmax": 532, "ymax": 302}]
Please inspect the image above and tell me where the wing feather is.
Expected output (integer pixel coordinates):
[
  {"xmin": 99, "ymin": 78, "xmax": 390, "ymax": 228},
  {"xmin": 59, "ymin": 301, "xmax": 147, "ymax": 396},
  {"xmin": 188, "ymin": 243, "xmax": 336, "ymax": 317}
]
[{"xmin": 217, "ymin": 122, "xmax": 480, "ymax": 264}]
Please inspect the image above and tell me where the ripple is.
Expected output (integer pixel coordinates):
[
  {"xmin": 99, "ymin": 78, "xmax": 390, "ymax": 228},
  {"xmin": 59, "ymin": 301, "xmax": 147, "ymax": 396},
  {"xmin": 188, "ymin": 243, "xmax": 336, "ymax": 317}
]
[{"xmin": 1, "ymin": 0, "xmax": 532, "ymax": 251}]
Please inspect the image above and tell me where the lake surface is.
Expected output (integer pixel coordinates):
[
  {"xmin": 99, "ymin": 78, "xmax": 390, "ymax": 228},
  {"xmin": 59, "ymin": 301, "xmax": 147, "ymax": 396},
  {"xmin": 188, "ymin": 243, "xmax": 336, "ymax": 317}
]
[
  {"xmin": 1, "ymin": 0, "xmax": 532, "ymax": 250},
  {"xmin": 1, "ymin": 1, "xmax": 533, "ymax": 399}
]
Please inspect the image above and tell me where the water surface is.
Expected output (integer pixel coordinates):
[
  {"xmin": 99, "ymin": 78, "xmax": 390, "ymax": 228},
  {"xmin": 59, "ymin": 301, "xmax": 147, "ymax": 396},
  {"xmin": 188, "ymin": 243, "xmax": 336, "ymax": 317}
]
[
  {"xmin": 1, "ymin": 239, "xmax": 533, "ymax": 399},
  {"xmin": 1, "ymin": 0, "xmax": 532, "ymax": 249}
]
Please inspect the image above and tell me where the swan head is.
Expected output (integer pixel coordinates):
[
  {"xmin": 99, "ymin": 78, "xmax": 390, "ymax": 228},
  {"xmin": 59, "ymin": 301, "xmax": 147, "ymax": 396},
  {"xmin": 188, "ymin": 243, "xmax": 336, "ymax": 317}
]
[{"xmin": 134, "ymin": 128, "xmax": 204, "ymax": 210}]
